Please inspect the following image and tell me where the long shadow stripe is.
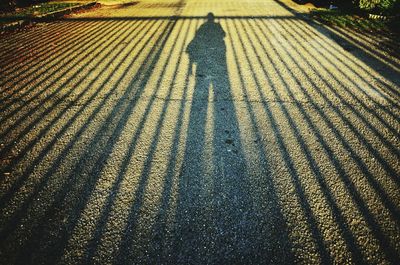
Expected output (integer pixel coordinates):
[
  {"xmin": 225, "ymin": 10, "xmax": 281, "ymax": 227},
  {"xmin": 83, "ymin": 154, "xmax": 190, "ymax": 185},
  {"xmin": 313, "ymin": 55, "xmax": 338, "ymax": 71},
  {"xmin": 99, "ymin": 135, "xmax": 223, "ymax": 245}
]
[
  {"xmin": 263, "ymin": 15, "xmax": 400, "ymax": 225},
  {"xmin": 112, "ymin": 18, "xmax": 188, "ymax": 265},
  {"xmin": 265, "ymin": 18, "xmax": 400, "ymax": 186},
  {"xmin": 290, "ymin": 20, "xmax": 400, "ymax": 110},
  {"xmin": 0, "ymin": 19, "xmax": 157, "ymax": 220},
  {"xmin": 221, "ymin": 18, "xmax": 296, "ymax": 263},
  {"xmin": 0, "ymin": 21, "xmax": 85, "ymax": 77},
  {"xmin": 267, "ymin": 18, "xmax": 400, "ymax": 191},
  {"xmin": 226, "ymin": 19, "xmax": 333, "ymax": 263},
  {"xmin": 12, "ymin": 19, "xmax": 177, "ymax": 264},
  {"xmin": 273, "ymin": 0, "xmax": 400, "ymax": 99},
  {"xmin": 148, "ymin": 19, "xmax": 200, "ymax": 262},
  {"xmin": 286, "ymin": 19, "xmax": 400, "ymax": 127},
  {"xmin": 329, "ymin": 25, "xmax": 400, "ymax": 73},
  {"xmin": 0, "ymin": 19, "xmax": 153, "ymax": 212},
  {"xmin": 0, "ymin": 20, "xmax": 115, "ymax": 107},
  {"xmin": 78, "ymin": 18, "xmax": 192, "ymax": 264},
  {"xmin": 242, "ymin": 18, "xmax": 369, "ymax": 263},
  {"xmin": 0, "ymin": 20, "xmax": 76, "ymax": 64},
  {"xmin": 0, "ymin": 20, "xmax": 110, "ymax": 98},
  {"xmin": 256, "ymin": 17, "xmax": 400, "ymax": 263},
  {"xmin": 0, "ymin": 20, "xmax": 131, "ymax": 146}
]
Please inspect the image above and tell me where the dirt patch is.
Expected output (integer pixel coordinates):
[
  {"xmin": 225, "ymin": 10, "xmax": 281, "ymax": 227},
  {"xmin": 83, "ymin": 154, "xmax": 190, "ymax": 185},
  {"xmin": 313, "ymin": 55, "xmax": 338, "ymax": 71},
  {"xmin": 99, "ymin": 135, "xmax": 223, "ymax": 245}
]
[
  {"xmin": 112, "ymin": 2, "xmax": 139, "ymax": 9},
  {"xmin": 140, "ymin": 2, "xmax": 185, "ymax": 9}
]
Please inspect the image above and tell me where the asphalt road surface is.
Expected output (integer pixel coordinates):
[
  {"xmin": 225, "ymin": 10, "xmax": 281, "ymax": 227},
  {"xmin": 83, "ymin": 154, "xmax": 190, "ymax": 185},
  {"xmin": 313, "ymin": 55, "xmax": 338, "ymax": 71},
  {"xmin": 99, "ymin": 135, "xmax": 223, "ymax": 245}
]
[{"xmin": 1, "ymin": 0, "xmax": 399, "ymax": 264}]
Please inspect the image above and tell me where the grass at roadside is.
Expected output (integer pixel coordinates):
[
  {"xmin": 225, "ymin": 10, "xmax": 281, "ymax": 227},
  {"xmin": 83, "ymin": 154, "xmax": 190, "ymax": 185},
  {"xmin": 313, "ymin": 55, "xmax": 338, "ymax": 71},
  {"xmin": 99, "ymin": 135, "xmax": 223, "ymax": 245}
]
[
  {"xmin": 310, "ymin": 8, "xmax": 400, "ymax": 34},
  {"xmin": 0, "ymin": 2, "xmax": 79, "ymax": 24}
]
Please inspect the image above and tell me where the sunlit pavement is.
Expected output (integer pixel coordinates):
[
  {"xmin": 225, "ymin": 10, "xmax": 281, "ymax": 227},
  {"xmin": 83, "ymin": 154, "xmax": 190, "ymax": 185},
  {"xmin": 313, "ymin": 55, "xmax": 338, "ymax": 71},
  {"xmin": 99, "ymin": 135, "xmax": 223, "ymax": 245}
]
[{"xmin": 0, "ymin": 0, "xmax": 399, "ymax": 263}]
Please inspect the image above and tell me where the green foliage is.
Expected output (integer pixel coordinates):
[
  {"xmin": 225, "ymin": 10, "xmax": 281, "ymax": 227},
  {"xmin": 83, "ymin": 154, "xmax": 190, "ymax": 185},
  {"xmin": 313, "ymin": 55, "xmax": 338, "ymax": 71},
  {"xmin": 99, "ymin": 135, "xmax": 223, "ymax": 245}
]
[
  {"xmin": 0, "ymin": 2, "xmax": 78, "ymax": 18},
  {"xmin": 359, "ymin": 0, "xmax": 379, "ymax": 10},
  {"xmin": 359, "ymin": 0, "xmax": 399, "ymax": 14},
  {"xmin": 0, "ymin": 1, "xmax": 78, "ymax": 27},
  {"xmin": 0, "ymin": 0, "xmax": 53, "ymax": 12},
  {"xmin": 311, "ymin": 8, "xmax": 388, "ymax": 29},
  {"xmin": 16, "ymin": 0, "xmax": 45, "ymax": 8}
]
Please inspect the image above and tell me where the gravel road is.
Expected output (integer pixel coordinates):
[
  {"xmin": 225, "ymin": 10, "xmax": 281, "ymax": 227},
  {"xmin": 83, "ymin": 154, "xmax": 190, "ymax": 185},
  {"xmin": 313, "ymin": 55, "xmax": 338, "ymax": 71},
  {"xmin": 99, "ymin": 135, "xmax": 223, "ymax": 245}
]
[{"xmin": 0, "ymin": 0, "xmax": 399, "ymax": 264}]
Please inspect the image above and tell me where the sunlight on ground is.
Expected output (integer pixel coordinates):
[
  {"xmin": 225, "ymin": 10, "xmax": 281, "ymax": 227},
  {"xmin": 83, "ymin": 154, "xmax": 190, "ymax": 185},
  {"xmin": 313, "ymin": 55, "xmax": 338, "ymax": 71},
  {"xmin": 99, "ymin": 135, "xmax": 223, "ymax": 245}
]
[{"xmin": 0, "ymin": 0, "xmax": 399, "ymax": 264}]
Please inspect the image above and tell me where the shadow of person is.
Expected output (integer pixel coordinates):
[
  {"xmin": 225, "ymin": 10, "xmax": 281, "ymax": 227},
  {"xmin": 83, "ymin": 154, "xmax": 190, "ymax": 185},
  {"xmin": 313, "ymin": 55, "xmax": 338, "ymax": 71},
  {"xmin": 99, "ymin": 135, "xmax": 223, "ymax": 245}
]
[
  {"xmin": 168, "ymin": 13, "xmax": 269, "ymax": 262},
  {"xmin": 186, "ymin": 12, "xmax": 229, "ymax": 97},
  {"xmin": 158, "ymin": 13, "xmax": 294, "ymax": 264}
]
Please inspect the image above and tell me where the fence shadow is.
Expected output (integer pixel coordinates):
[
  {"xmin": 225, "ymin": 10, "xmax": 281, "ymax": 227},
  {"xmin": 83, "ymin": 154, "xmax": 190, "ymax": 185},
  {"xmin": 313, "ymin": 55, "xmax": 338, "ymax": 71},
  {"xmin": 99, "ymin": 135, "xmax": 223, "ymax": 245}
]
[{"xmin": 0, "ymin": 4, "xmax": 399, "ymax": 264}]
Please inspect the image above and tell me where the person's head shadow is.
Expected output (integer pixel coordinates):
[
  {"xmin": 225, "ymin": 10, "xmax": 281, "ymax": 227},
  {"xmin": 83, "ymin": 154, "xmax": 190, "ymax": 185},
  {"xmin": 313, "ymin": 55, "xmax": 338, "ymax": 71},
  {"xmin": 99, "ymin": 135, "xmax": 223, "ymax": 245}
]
[{"xmin": 186, "ymin": 12, "xmax": 229, "ymax": 95}]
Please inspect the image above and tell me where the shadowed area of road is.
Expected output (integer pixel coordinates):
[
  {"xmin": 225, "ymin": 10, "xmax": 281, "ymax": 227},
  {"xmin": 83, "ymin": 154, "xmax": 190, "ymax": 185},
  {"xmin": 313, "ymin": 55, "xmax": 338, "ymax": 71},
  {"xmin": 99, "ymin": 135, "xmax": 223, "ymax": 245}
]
[{"xmin": 0, "ymin": 0, "xmax": 399, "ymax": 264}]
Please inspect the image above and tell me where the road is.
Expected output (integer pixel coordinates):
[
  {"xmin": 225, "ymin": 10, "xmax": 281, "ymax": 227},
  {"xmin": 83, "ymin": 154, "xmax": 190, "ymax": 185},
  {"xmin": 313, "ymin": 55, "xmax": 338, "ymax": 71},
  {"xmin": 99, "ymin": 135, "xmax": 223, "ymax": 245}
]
[{"xmin": 0, "ymin": 0, "xmax": 399, "ymax": 264}]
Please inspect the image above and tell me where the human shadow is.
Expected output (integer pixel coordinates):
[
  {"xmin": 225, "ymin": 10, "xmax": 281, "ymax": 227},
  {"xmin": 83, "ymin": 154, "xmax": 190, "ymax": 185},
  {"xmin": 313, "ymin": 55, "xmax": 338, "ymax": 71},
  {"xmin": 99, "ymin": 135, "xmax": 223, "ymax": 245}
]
[
  {"xmin": 186, "ymin": 13, "xmax": 229, "ymax": 95},
  {"xmin": 167, "ymin": 13, "xmax": 294, "ymax": 263}
]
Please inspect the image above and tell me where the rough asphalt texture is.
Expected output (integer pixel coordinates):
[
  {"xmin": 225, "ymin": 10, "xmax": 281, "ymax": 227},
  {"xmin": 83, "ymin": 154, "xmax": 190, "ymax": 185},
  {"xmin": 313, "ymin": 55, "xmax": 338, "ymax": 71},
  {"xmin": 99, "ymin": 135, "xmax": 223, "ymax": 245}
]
[{"xmin": 0, "ymin": 0, "xmax": 399, "ymax": 264}]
